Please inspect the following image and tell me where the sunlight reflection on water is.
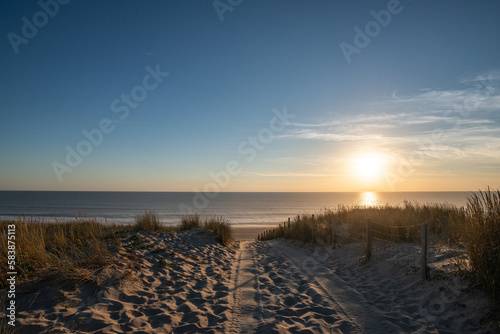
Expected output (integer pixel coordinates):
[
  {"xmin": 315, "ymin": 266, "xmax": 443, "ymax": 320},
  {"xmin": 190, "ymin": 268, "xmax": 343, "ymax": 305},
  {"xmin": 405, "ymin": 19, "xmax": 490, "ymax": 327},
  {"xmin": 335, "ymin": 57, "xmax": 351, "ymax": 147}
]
[{"xmin": 359, "ymin": 191, "xmax": 380, "ymax": 207}]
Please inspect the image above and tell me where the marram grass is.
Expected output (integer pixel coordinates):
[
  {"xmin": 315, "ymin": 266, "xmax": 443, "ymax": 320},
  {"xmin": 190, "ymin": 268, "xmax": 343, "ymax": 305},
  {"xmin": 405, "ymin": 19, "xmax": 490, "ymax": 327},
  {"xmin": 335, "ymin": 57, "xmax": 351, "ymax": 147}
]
[
  {"xmin": 465, "ymin": 188, "xmax": 500, "ymax": 309},
  {"xmin": 0, "ymin": 217, "xmax": 118, "ymax": 287},
  {"xmin": 0, "ymin": 211, "xmax": 233, "ymax": 288},
  {"xmin": 181, "ymin": 214, "xmax": 233, "ymax": 246},
  {"xmin": 259, "ymin": 187, "xmax": 499, "ymax": 309}
]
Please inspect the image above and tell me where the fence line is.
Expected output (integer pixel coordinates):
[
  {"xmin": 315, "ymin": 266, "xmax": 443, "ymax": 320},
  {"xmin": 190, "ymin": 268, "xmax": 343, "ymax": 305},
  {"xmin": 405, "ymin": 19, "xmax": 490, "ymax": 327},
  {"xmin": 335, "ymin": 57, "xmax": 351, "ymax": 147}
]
[
  {"xmin": 369, "ymin": 220, "xmax": 422, "ymax": 229},
  {"xmin": 257, "ymin": 215, "xmax": 429, "ymax": 280}
]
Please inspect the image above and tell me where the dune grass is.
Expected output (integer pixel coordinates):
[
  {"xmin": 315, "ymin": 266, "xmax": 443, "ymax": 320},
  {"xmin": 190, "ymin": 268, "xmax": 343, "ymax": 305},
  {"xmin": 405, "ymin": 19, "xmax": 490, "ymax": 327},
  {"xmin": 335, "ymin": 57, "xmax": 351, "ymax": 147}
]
[
  {"xmin": 258, "ymin": 187, "xmax": 499, "ymax": 309},
  {"xmin": 181, "ymin": 214, "xmax": 233, "ymax": 246},
  {"xmin": 0, "ymin": 217, "xmax": 120, "ymax": 288},
  {"xmin": 465, "ymin": 189, "xmax": 500, "ymax": 309},
  {"xmin": 134, "ymin": 210, "xmax": 161, "ymax": 231},
  {"xmin": 259, "ymin": 202, "xmax": 466, "ymax": 245},
  {"xmin": 0, "ymin": 211, "xmax": 232, "ymax": 289},
  {"xmin": 180, "ymin": 213, "xmax": 201, "ymax": 230},
  {"xmin": 203, "ymin": 216, "xmax": 232, "ymax": 246}
]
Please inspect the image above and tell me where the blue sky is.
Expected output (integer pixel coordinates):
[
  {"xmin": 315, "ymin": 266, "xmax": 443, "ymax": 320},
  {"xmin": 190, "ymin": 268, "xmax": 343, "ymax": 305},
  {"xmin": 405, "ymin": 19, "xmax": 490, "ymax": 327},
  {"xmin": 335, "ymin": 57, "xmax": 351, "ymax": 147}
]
[{"xmin": 1, "ymin": 0, "xmax": 499, "ymax": 192}]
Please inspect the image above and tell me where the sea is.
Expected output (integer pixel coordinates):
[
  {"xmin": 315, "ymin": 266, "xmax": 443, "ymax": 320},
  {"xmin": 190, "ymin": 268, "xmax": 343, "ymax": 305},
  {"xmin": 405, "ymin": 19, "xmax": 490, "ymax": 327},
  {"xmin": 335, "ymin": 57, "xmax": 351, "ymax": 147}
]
[{"xmin": 0, "ymin": 191, "xmax": 474, "ymax": 227}]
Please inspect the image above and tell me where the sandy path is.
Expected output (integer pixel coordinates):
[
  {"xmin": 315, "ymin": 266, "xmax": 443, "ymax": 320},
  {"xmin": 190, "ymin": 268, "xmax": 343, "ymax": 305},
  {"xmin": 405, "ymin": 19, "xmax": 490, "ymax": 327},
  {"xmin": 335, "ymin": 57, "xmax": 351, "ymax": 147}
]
[
  {"xmin": 267, "ymin": 241, "xmax": 417, "ymax": 333},
  {"xmin": 229, "ymin": 241, "xmax": 264, "ymax": 332},
  {"xmin": 230, "ymin": 241, "xmax": 361, "ymax": 333},
  {"xmin": 229, "ymin": 240, "xmax": 492, "ymax": 333}
]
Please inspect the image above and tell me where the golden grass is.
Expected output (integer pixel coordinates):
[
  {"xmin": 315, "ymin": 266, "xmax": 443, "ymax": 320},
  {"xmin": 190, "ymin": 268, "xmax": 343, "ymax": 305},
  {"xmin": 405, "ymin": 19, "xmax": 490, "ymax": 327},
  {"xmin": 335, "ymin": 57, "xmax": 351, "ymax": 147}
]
[
  {"xmin": 260, "ymin": 202, "xmax": 466, "ymax": 245},
  {"xmin": 465, "ymin": 188, "xmax": 500, "ymax": 308},
  {"xmin": 0, "ymin": 217, "xmax": 119, "ymax": 287},
  {"xmin": 181, "ymin": 214, "xmax": 233, "ymax": 245},
  {"xmin": 258, "ymin": 187, "xmax": 500, "ymax": 309},
  {"xmin": 203, "ymin": 216, "xmax": 232, "ymax": 246},
  {"xmin": 180, "ymin": 213, "xmax": 201, "ymax": 230},
  {"xmin": 0, "ymin": 211, "xmax": 232, "ymax": 289},
  {"xmin": 134, "ymin": 210, "xmax": 161, "ymax": 231}
]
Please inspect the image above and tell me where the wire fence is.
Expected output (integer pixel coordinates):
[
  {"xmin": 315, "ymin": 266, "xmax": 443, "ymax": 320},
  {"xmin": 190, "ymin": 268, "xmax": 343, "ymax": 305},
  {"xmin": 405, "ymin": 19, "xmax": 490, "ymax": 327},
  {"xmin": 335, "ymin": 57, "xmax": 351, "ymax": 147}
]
[{"xmin": 258, "ymin": 215, "xmax": 430, "ymax": 280}]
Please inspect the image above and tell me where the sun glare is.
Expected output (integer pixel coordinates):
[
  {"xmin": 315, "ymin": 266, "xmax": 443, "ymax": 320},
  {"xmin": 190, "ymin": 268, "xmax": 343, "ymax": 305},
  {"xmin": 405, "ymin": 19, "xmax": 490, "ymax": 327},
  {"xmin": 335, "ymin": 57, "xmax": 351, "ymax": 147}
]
[
  {"xmin": 353, "ymin": 153, "xmax": 386, "ymax": 183},
  {"xmin": 359, "ymin": 191, "xmax": 380, "ymax": 207}
]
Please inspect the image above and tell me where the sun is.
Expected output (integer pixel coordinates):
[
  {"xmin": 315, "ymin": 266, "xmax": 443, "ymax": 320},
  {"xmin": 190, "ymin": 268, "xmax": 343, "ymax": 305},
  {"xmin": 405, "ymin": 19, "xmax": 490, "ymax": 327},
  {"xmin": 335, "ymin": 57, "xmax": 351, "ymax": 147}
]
[{"xmin": 353, "ymin": 153, "xmax": 385, "ymax": 183}]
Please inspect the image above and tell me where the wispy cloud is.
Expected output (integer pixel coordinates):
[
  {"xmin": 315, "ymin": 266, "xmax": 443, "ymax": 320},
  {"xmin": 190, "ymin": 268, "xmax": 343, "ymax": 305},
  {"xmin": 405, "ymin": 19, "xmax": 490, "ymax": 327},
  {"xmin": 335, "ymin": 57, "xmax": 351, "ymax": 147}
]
[
  {"xmin": 458, "ymin": 69, "xmax": 500, "ymax": 85},
  {"xmin": 281, "ymin": 70, "xmax": 500, "ymax": 160},
  {"xmin": 280, "ymin": 129, "xmax": 382, "ymax": 142}
]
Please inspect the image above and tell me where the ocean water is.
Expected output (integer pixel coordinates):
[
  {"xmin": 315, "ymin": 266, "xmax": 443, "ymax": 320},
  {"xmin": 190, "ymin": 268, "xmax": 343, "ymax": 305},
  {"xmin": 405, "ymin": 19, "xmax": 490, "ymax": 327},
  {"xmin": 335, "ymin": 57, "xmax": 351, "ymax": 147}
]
[{"xmin": 0, "ymin": 191, "xmax": 473, "ymax": 227}]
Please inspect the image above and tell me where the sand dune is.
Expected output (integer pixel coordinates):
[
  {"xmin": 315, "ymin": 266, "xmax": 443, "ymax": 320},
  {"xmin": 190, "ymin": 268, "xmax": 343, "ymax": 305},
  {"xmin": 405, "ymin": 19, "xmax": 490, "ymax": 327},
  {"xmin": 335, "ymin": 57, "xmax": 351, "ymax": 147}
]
[
  {"xmin": 16, "ymin": 228, "xmax": 236, "ymax": 333},
  {"xmin": 12, "ymin": 228, "xmax": 497, "ymax": 333}
]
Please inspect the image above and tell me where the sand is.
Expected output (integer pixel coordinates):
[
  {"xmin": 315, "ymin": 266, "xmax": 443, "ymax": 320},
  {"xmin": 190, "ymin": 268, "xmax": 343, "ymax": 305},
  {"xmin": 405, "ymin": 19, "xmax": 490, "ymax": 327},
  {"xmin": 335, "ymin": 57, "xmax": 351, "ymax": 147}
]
[
  {"xmin": 231, "ymin": 225, "xmax": 274, "ymax": 241},
  {"xmin": 9, "ymin": 227, "xmax": 499, "ymax": 333}
]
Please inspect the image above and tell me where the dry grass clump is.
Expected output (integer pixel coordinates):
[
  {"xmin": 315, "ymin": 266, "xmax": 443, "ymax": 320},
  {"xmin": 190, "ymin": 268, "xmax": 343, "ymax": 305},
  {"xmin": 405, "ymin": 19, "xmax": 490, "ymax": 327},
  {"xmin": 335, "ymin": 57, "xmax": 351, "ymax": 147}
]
[
  {"xmin": 465, "ymin": 188, "xmax": 500, "ymax": 308},
  {"xmin": 180, "ymin": 213, "xmax": 201, "ymax": 230},
  {"xmin": 181, "ymin": 214, "xmax": 232, "ymax": 246},
  {"xmin": 0, "ymin": 217, "xmax": 118, "ymax": 287},
  {"xmin": 0, "ymin": 210, "xmax": 230, "ymax": 287},
  {"xmin": 134, "ymin": 210, "xmax": 161, "ymax": 231},
  {"xmin": 335, "ymin": 203, "xmax": 466, "ymax": 243},
  {"xmin": 203, "ymin": 216, "xmax": 232, "ymax": 246},
  {"xmin": 260, "ymin": 202, "xmax": 467, "ymax": 245}
]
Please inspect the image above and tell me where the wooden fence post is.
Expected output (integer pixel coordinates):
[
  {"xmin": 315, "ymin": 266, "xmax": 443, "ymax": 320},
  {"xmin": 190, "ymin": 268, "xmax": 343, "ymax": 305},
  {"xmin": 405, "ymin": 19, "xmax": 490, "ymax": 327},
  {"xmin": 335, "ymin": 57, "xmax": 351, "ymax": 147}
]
[
  {"xmin": 332, "ymin": 216, "xmax": 336, "ymax": 249},
  {"xmin": 366, "ymin": 219, "xmax": 372, "ymax": 259},
  {"xmin": 421, "ymin": 223, "xmax": 428, "ymax": 280},
  {"xmin": 288, "ymin": 217, "xmax": 291, "ymax": 230},
  {"xmin": 311, "ymin": 214, "xmax": 315, "ymax": 244}
]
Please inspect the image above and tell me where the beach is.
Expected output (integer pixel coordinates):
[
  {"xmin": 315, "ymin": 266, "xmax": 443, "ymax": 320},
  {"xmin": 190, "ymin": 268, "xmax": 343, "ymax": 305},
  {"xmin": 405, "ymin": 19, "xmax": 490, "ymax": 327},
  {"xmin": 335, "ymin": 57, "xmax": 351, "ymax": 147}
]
[
  {"xmin": 3, "ymin": 0, "xmax": 500, "ymax": 331},
  {"xmin": 8, "ymin": 225, "xmax": 497, "ymax": 333}
]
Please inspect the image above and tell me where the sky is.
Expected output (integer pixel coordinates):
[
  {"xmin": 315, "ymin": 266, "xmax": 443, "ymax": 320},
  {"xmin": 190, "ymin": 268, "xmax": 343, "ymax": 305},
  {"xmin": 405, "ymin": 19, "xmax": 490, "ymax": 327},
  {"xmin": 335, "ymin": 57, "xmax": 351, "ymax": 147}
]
[{"xmin": 1, "ymin": 0, "xmax": 499, "ymax": 192}]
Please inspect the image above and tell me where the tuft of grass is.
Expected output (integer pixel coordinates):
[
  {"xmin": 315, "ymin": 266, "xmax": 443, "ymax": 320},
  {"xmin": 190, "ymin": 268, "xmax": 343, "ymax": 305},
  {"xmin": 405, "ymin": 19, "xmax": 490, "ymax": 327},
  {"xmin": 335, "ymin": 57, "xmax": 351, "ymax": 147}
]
[
  {"xmin": 157, "ymin": 259, "xmax": 170, "ymax": 268},
  {"xmin": 204, "ymin": 216, "xmax": 232, "ymax": 246},
  {"xmin": 0, "ymin": 217, "xmax": 117, "ymax": 287},
  {"xmin": 180, "ymin": 213, "xmax": 200, "ymax": 230},
  {"xmin": 465, "ymin": 188, "xmax": 500, "ymax": 309},
  {"xmin": 129, "ymin": 234, "xmax": 155, "ymax": 250},
  {"xmin": 180, "ymin": 214, "xmax": 232, "ymax": 246},
  {"xmin": 130, "ymin": 234, "xmax": 144, "ymax": 250},
  {"xmin": 134, "ymin": 210, "xmax": 161, "ymax": 231}
]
